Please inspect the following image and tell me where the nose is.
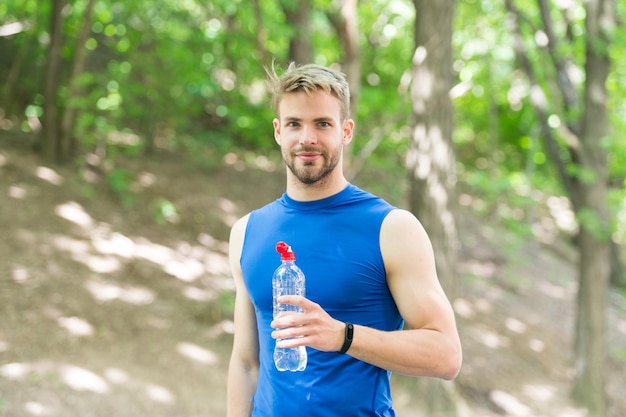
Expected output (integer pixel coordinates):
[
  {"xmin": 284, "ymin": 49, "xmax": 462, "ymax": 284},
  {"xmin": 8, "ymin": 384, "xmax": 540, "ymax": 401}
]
[{"xmin": 298, "ymin": 125, "xmax": 317, "ymax": 145}]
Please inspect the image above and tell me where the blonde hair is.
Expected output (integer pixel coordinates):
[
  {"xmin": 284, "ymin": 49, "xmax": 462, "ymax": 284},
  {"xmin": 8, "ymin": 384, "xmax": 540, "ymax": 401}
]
[{"xmin": 266, "ymin": 62, "xmax": 351, "ymax": 120}]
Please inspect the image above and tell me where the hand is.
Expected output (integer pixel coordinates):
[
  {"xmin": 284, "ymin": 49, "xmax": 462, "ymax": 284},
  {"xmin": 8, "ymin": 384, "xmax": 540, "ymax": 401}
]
[{"xmin": 270, "ymin": 295, "xmax": 345, "ymax": 352}]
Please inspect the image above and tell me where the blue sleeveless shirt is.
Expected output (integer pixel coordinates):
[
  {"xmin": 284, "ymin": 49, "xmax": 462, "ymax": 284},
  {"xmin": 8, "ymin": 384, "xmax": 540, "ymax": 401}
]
[{"xmin": 240, "ymin": 184, "xmax": 403, "ymax": 417}]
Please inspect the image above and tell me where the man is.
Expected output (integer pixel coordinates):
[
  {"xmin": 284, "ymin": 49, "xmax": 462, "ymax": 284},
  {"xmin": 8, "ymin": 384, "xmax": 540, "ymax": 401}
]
[{"xmin": 227, "ymin": 62, "xmax": 461, "ymax": 417}]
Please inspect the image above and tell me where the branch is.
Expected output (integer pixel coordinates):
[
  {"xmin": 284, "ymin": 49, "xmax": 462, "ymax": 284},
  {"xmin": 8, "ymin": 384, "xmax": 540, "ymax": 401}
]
[
  {"xmin": 345, "ymin": 115, "xmax": 405, "ymax": 180},
  {"xmin": 504, "ymin": 0, "xmax": 582, "ymax": 205},
  {"xmin": 536, "ymin": 0, "xmax": 578, "ymax": 117}
]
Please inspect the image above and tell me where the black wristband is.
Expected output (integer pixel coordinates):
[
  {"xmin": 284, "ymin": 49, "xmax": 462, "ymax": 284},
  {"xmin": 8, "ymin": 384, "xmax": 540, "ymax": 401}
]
[{"xmin": 338, "ymin": 322, "xmax": 354, "ymax": 354}]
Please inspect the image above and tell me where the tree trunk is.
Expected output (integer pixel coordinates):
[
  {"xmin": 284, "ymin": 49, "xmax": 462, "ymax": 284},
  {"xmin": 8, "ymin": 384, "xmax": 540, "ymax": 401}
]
[
  {"xmin": 406, "ymin": 0, "xmax": 462, "ymax": 414},
  {"xmin": 251, "ymin": 0, "xmax": 269, "ymax": 68},
  {"xmin": 1, "ymin": 6, "xmax": 39, "ymax": 117},
  {"xmin": 409, "ymin": 0, "xmax": 458, "ymax": 296},
  {"xmin": 281, "ymin": 0, "xmax": 313, "ymax": 64},
  {"xmin": 331, "ymin": 0, "xmax": 360, "ymax": 118},
  {"xmin": 610, "ymin": 240, "xmax": 625, "ymax": 287},
  {"xmin": 41, "ymin": 0, "xmax": 67, "ymax": 163},
  {"xmin": 506, "ymin": 0, "xmax": 614, "ymax": 413},
  {"xmin": 59, "ymin": 0, "xmax": 96, "ymax": 163},
  {"xmin": 571, "ymin": 0, "xmax": 614, "ymax": 414},
  {"xmin": 326, "ymin": 0, "xmax": 361, "ymax": 171}
]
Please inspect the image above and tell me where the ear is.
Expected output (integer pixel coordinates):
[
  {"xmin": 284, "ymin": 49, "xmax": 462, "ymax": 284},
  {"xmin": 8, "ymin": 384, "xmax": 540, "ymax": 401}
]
[
  {"xmin": 342, "ymin": 119, "xmax": 355, "ymax": 145},
  {"xmin": 273, "ymin": 118, "xmax": 281, "ymax": 145}
]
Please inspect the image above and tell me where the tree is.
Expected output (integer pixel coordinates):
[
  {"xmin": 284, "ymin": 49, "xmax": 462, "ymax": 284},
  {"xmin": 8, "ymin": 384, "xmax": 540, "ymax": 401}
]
[
  {"xmin": 281, "ymin": 0, "xmax": 313, "ymax": 64},
  {"xmin": 403, "ymin": 0, "xmax": 463, "ymax": 414},
  {"xmin": 572, "ymin": 0, "xmax": 614, "ymax": 413},
  {"xmin": 505, "ymin": 0, "xmax": 615, "ymax": 414},
  {"xmin": 41, "ymin": 0, "xmax": 67, "ymax": 163},
  {"xmin": 59, "ymin": 0, "xmax": 96, "ymax": 160},
  {"xmin": 327, "ymin": 0, "xmax": 361, "ymax": 117},
  {"xmin": 409, "ymin": 0, "xmax": 458, "ymax": 305}
]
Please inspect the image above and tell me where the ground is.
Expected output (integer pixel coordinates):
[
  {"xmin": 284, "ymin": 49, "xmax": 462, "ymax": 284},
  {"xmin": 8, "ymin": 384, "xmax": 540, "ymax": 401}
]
[{"xmin": 0, "ymin": 142, "xmax": 624, "ymax": 417}]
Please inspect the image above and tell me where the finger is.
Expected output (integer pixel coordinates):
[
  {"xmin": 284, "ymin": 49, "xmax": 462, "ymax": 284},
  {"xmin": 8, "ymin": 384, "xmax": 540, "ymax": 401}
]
[
  {"xmin": 271, "ymin": 324, "xmax": 305, "ymax": 340},
  {"xmin": 271, "ymin": 312, "xmax": 305, "ymax": 329},
  {"xmin": 277, "ymin": 295, "xmax": 314, "ymax": 309}
]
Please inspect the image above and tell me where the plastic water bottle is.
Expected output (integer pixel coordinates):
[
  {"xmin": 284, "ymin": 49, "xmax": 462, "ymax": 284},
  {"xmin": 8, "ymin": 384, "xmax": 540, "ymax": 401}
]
[{"xmin": 272, "ymin": 241, "xmax": 307, "ymax": 372}]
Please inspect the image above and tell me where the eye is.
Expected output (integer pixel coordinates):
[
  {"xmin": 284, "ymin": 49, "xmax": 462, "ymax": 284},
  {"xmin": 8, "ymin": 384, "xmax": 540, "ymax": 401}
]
[
  {"xmin": 287, "ymin": 121, "xmax": 300, "ymax": 128},
  {"xmin": 318, "ymin": 121, "xmax": 331, "ymax": 128}
]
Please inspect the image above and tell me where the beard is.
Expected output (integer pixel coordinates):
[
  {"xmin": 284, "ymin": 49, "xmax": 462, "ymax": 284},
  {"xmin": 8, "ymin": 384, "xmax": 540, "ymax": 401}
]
[{"xmin": 283, "ymin": 144, "xmax": 342, "ymax": 185}]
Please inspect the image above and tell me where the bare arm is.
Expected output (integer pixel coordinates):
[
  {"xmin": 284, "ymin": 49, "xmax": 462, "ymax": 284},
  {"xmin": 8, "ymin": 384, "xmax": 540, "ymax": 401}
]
[
  {"xmin": 348, "ymin": 209, "xmax": 462, "ymax": 379},
  {"xmin": 271, "ymin": 209, "xmax": 461, "ymax": 380},
  {"xmin": 227, "ymin": 215, "xmax": 259, "ymax": 417}
]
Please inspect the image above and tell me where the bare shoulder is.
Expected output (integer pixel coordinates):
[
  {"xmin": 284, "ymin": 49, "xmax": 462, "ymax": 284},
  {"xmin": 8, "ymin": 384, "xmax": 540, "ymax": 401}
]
[
  {"xmin": 228, "ymin": 214, "xmax": 250, "ymax": 274},
  {"xmin": 380, "ymin": 209, "xmax": 432, "ymax": 250},
  {"xmin": 380, "ymin": 208, "xmax": 437, "ymax": 283},
  {"xmin": 229, "ymin": 214, "xmax": 250, "ymax": 243}
]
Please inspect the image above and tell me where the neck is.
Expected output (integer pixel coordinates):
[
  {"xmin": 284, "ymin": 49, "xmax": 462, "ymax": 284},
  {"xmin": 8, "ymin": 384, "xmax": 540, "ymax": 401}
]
[{"xmin": 285, "ymin": 170, "xmax": 349, "ymax": 202}]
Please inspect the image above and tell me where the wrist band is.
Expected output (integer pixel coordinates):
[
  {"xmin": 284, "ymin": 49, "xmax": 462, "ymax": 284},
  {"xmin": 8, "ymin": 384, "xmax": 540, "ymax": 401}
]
[{"xmin": 338, "ymin": 322, "xmax": 354, "ymax": 354}]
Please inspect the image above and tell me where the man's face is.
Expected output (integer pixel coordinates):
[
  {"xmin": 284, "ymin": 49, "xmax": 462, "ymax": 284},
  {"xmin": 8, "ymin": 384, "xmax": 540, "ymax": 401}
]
[{"xmin": 273, "ymin": 90, "xmax": 353, "ymax": 185}]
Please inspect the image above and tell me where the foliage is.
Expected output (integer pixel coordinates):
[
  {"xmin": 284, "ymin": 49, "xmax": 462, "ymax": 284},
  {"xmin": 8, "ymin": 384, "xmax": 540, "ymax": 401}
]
[
  {"xmin": 106, "ymin": 167, "xmax": 135, "ymax": 207},
  {"xmin": 153, "ymin": 198, "xmax": 179, "ymax": 225},
  {"xmin": 0, "ymin": 0, "xmax": 624, "ymax": 245}
]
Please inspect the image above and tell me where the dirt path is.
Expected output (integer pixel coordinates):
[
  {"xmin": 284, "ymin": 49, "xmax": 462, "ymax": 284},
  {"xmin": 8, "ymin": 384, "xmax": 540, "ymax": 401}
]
[{"xmin": 0, "ymin": 145, "xmax": 624, "ymax": 417}]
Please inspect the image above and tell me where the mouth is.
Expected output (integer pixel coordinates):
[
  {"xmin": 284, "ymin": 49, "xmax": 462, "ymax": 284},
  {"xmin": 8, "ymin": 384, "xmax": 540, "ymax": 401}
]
[{"xmin": 295, "ymin": 150, "xmax": 323, "ymax": 163}]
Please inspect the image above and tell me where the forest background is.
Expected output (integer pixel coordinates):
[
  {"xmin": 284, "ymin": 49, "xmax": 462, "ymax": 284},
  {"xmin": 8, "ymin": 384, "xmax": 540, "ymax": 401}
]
[{"xmin": 1, "ymin": 0, "xmax": 625, "ymax": 416}]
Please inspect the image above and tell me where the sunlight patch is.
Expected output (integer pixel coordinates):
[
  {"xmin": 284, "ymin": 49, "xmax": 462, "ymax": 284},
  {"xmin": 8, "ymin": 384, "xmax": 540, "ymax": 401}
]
[
  {"xmin": 546, "ymin": 195, "xmax": 577, "ymax": 233},
  {"xmin": 489, "ymin": 390, "xmax": 531, "ymax": 416},
  {"xmin": 55, "ymin": 202, "xmax": 93, "ymax": 227},
  {"xmin": 523, "ymin": 383, "xmax": 555, "ymax": 402},
  {"xmin": 505, "ymin": 317, "xmax": 527, "ymax": 334},
  {"xmin": 182, "ymin": 285, "xmax": 215, "ymax": 301},
  {"xmin": 529, "ymin": 338, "xmax": 546, "ymax": 352},
  {"xmin": 206, "ymin": 320, "xmax": 234, "ymax": 337},
  {"xmin": 537, "ymin": 280, "xmax": 568, "ymax": 300},
  {"xmin": 80, "ymin": 254, "xmax": 121, "ymax": 274},
  {"xmin": 177, "ymin": 342, "xmax": 218, "ymax": 365},
  {"xmin": 138, "ymin": 171, "xmax": 156, "ymax": 187},
  {"xmin": 85, "ymin": 279, "xmax": 155, "ymax": 305},
  {"xmin": 474, "ymin": 298, "xmax": 493, "ymax": 314},
  {"xmin": 24, "ymin": 401, "xmax": 50, "ymax": 416},
  {"xmin": 221, "ymin": 319, "xmax": 235, "ymax": 335},
  {"xmin": 479, "ymin": 328, "xmax": 509, "ymax": 349},
  {"xmin": 205, "ymin": 252, "xmax": 231, "ymax": 276},
  {"xmin": 453, "ymin": 298, "xmax": 474, "ymax": 318},
  {"xmin": 57, "ymin": 316, "xmax": 94, "ymax": 337},
  {"xmin": 164, "ymin": 258, "xmax": 205, "ymax": 282},
  {"xmin": 104, "ymin": 367, "xmax": 129, "ymax": 384},
  {"xmin": 616, "ymin": 317, "xmax": 626, "ymax": 335},
  {"xmin": 52, "ymin": 235, "xmax": 90, "ymax": 254},
  {"xmin": 146, "ymin": 384, "xmax": 176, "ymax": 404},
  {"xmin": 53, "ymin": 233, "xmax": 122, "ymax": 274},
  {"xmin": 92, "ymin": 232, "xmax": 135, "ymax": 258},
  {"xmin": 0, "ymin": 362, "xmax": 31, "ymax": 380},
  {"xmin": 59, "ymin": 364, "xmax": 109, "ymax": 393},
  {"xmin": 133, "ymin": 238, "xmax": 174, "ymax": 264},
  {"xmin": 11, "ymin": 266, "xmax": 29, "ymax": 282},
  {"xmin": 459, "ymin": 259, "xmax": 497, "ymax": 278},
  {"xmin": 9, "ymin": 185, "xmax": 27, "ymax": 199},
  {"xmin": 36, "ymin": 166, "xmax": 63, "ymax": 185}
]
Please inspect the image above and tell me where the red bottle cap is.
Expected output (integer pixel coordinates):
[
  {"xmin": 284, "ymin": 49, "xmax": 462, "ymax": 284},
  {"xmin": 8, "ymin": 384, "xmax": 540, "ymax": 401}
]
[{"xmin": 276, "ymin": 241, "xmax": 296, "ymax": 261}]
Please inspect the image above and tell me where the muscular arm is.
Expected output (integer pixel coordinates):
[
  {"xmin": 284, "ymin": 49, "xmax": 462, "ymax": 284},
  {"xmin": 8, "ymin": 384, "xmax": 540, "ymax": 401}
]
[
  {"xmin": 272, "ymin": 209, "xmax": 461, "ymax": 380},
  {"xmin": 227, "ymin": 215, "xmax": 259, "ymax": 417},
  {"xmin": 348, "ymin": 209, "xmax": 462, "ymax": 379}
]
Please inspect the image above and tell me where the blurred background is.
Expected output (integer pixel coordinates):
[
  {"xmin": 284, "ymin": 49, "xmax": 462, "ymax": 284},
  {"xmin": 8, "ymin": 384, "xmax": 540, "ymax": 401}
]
[{"xmin": 0, "ymin": 0, "xmax": 625, "ymax": 416}]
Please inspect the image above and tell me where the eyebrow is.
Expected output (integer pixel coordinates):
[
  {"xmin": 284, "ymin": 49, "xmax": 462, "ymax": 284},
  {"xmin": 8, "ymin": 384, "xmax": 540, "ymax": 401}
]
[{"xmin": 283, "ymin": 116, "xmax": 335, "ymax": 123}]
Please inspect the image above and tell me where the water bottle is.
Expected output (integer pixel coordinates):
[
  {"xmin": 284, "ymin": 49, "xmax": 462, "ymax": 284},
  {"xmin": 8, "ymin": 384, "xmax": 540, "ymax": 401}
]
[{"xmin": 272, "ymin": 241, "xmax": 307, "ymax": 372}]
